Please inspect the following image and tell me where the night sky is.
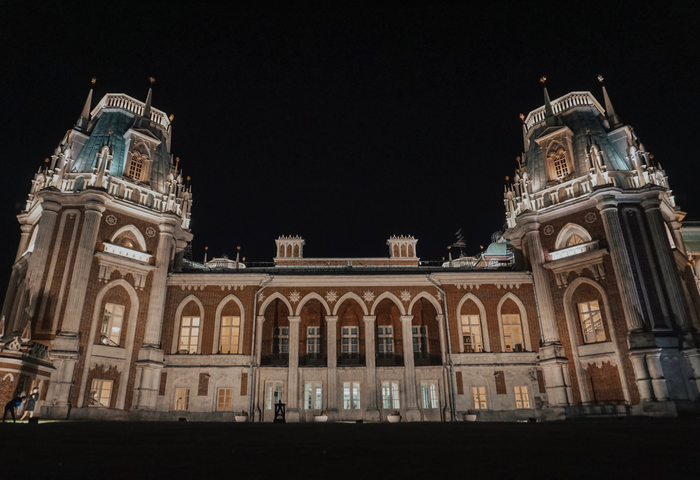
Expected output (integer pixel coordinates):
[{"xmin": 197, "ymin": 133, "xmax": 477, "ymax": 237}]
[{"xmin": 1, "ymin": 3, "xmax": 699, "ymax": 285}]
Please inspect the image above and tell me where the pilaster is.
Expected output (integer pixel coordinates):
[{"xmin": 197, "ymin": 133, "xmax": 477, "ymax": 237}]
[
  {"xmin": 325, "ymin": 315, "xmax": 338, "ymax": 418},
  {"xmin": 400, "ymin": 315, "xmax": 420, "ymax": 421},
  {"xmin": 286, "ymin": 316, "xmax": 301, "ymax": 422},
  {"xmin": 143, "ymin": 222, "xmax": 176, "ymax": 346},
  {"xmin": 363, "ymin": 315, "xmax": 380, "ymax": 421}
]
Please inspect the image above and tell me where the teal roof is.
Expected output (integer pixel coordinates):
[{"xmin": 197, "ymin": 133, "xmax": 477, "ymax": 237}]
[
  {"xmin": 681, "ymin": 226, "xmax": 700, "ymax": 253},
  {"xmin": 73, "ymin": 111, "xmax": 131, "ymax": 177},
  {"xmin": 485, "ymin": 242, "xmax": 510, "ymax": 256}
]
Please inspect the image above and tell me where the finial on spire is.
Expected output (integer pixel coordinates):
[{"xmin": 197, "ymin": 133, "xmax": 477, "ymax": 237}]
[
  {"xmin": 76, "ymin": 78, "xmax": 95, "ymax": 129},
  {"xmin": 600, "ymin": 75, "xmax": 623, "ymax": 129},
  {"xmin": 169, "ymin": 114, "xmax": 174, "ymax": 122},
  {"xmin": 539, "ymin": 76, "xmax": 547, "ymax": 84},
  {"xmin": 597, "ymin": 74, "xmax": 604, "ymax": 83},
  {"xmin": 519, "ymin": 113, "xmax": 525, "ymax": 121}
]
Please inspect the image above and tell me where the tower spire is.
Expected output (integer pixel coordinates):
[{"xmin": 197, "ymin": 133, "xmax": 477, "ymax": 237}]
[
  {"xmin": 598, "ymin": 75, "xmax": 623, "ymax": 129},
  {"xmin": 75, "ymin": 78, "xmax": 96, "ymax": 131},
  {"xmin": 540, "ymin": 76, "xmax": 561, "ymax": 126},
  {"xmin": 143, "ymin": 77, "xmax": 155, "ymax": 121}
]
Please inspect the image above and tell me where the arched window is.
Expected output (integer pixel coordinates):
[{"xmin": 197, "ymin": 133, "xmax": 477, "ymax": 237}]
[
  {"xmin": 566, "ymin": 235, "xmax": 585, "ymax": 247},
  {"xmin": 577, "ymin": 300, "xmax": 605, "ymax": 343},
  {"xmin": 460, "ymin": 314, "xmax": 483, "ymax": 352},
  {"xmin": 548, "ymin": 148, "xmax": 569, "ymax": 179},
  {"xmin": 502, "ymin": 314, "xmax": 523, "ymax": 352},
  {"xmin": 219, "ymin": 316, "xmax": 240, "ymax": 354},
  {"xmin": 179, "ymin": 316, "xmax": 200, "ymax": 354},
  {"xmin": 555, "ymin": 224, "xmax": 593, "ymax": 251},
  {"xmin": 127, "ymin": 152, "xmax": 146, "ymax": 180}
]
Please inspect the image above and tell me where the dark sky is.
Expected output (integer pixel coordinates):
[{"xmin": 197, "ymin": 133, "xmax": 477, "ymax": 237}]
[{"xmin": 1, "ymin": 3, "xmax": 699, "ymax": 280}]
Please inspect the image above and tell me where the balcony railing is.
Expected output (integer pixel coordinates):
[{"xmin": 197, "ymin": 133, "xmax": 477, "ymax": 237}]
[
  {"xmin": 376, "ymin": 353, "xmax": 404, "ymax": 366},
  {"xmin": 337, "ymin": 353, "xmax": 365, "ymax": 366},
  {"xmin": 413, "ymin": 353, "xmax": 443, "ymax": 366},
  {"xmin": 299, "ymin": 354, "xmax": 326, "ymax": 367},
  {"xmin": 260, "ymin": 354, "xmax": 289, "ymax": 367}
]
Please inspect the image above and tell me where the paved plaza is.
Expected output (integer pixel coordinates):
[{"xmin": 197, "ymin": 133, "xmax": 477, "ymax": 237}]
[{"xmin": 1, "ymin": 418, "xmax": 698, "ymax": 479}]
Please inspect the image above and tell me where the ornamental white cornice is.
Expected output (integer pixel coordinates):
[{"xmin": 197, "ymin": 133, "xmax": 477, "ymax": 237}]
[
  {"xmin": 452, "ymin": 351, "xmax": 538, "ymax": 366},
  {"xmin": 543, "ymin": 247, "xmax": 608, "ymax": 288},
  {"xmin": 94, "ymin": 251, "xmax": 156, "ymax": 290},
  {"xmin": 429, "ymin": 271, "xmax": 532, "ymax": 284},
  {"xmin": 165, "ymin": 354, "xmax": 252, "ymax": 367}
]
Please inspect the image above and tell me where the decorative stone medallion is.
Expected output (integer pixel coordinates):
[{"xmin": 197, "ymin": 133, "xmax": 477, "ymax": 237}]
[
  {"xmin": 585, "ymin": 212, "xmax": 597, "ymax": 224},
  {"xmin": 146, "ymin": 227, "xmax": 157, "ymax": 237},
  {"xmin": 543, "ymin": 225, "xmax": 555, "ymax": 236},
  {"xmin": 105, "ymin": 215, "xmax": 117, "ymax": 226}
]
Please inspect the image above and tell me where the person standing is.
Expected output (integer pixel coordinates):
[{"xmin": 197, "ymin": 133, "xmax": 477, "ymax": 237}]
[
  {"xmin": 20, "ymin": 387, "xmax": 39, "ymax": 421},
  {"xmin": 3, "ymin": 395, "xmax": 26, "ymax": 423}
]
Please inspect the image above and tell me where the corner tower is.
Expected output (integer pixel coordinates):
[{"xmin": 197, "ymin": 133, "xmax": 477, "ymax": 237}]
[{"xmin": 0, "ymin": 85, "xmax": 193, "ymax": 418}]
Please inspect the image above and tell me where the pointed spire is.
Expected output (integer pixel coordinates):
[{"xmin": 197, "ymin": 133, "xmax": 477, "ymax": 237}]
[
  {"xmin": 543, "ymin": 86, "xmax": 554, "ymax": 118},
  {"xmin": 519, "ymin": 113, "xmax": 529, "ymax": 152},
  {"xmin": 599, "ymin": 75, "xmax": 623, "ymax": 128},
  {"xmin": 75, "ymin": 78, "xmax": 96, "ymax": 130},
  {"xmin": 143, "ymin": 77, "xmax": 155, "ymax": 121}
]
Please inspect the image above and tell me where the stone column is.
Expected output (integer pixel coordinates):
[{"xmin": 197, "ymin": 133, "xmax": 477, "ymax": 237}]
[
  {"xmin": 253, "ymin": 315, "xmax": 265, "ymax": 420},
  {"xmin": 15, "ymin": 223, "xmax": 35, "ymax": 263},
  {"xmin": 641, "ymin": 197, "xmax": 690, "ymax": 331},
  {"xmin": 645, "ymin": 349, "xmax": 669, "ymax": 401},
  {"xmin": 400, "ymin": 315, "xmax": 420, "ymax": 421},
  {"xmin": 436, "ymin": 314, "xmax": 447, "ymax": 365},
  {"xmin": 629, "ymin": 352, "xmax": 654, "ymax": 401},
  {"xmin": 681, "ymin": 349, "xmax": 700, "ymax": 400},
  {"xmin": 596, "ymin": 195, "xmax": 646, "ymax": 333},
  {"xmin": 255, "ymin": 316, "xmax": 265, "ymax": 365},
  {"xmin": 325, "ymin": 316, "xmax": 338, "ymax": 418},
  {"xmin": 363, "ymin": 315, "xmax": 380, "ymax": 421},
  {"xmin": 286, "ymin": 316, "xmax": 301, "ymax": 422}
]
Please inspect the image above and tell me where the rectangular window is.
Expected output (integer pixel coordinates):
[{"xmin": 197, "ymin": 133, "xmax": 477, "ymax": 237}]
[
  {"xmin": 514, "ymin": 386, "xmax": 530, "ymax": 409},
  {"xmin": 175, "ymin": 388, "xmax": 190, "ymax": 411},
  {"xmin": 217, "ymin": 388, "xmax": 233, "ymax": 411},
  {"xmin": 89, "ymin": 379, "xmax": 112, "ymax": 407},
  {"xmin": 342, "ymin": 327, "xmax": 358, "ymax": 354},
  {"xmin": 101, "ymin": 303, "xmax": 124, "ymax": 346},
  {"xmin": 381, "ymin": 381, "xmax": 400, "ymax": 410},
  {"xmin": 273, "ymin": 327, "xmax": 289, "ymax": 354},
  {"xmin": 412, "ymin": 326, "xmax": 428, "ymax": 354},
  {"xmin": 220, "ymin": 316, "xmax": 240, "ymax": 354},
  {"xmin": 307, "ymin": 327, "xmax": 323, "ymax": 354},
  {"xmin": 377, "ymin": 326, "xmax": 394, "ymax": 354},
  {"xmin": 421, "ymin": 381, "xmax": 438, "ymax": 409},
  {"xmin": 179, "ymin": 317, "xmax": 200, "ymax": 354},
  {"xmin": 265, "ymin": 382, "xmax": 284, "ymax": 409},
  {"xmin": 343, "ymin": 382, "xmax": 360, "ymax": 409},
  {"xmin": 472, "ymin": 386, "xmax": 487, "ymax": 410},
  {"xmin": 461, "ymin": 315, "xmax": 483, "ymax": 352},
  {"xmin": 304, "ymin": 382, "xmax": 323, "ymax": 410},
  {"xmin": 502, "ymin": 314, "xmax": 523, "ymax": 352},
  {"xmin": 578, "ymin": 301, "xmax": 605, "ymax": 344}
]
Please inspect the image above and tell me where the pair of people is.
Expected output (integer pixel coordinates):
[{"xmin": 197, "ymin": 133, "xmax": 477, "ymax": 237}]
[{"xmin": 2, "ymin": 387, "xmax": 39, "ymax": 423}]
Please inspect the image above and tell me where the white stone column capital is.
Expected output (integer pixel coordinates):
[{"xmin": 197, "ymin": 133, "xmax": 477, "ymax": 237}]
[
  {"xmin": 362, "ymin": 315, "xmax": 376, "ymax": 325},
  {"xmin": 325, "ymin": 315, "xmax": 338, "ymax": 324},
  {"xmin": 288, "ymin": 315, "xmax": 301, "ymax": 324},
  {"xmin": 400, "ymin": 315, "xmax": 414, "ymax": 324}
]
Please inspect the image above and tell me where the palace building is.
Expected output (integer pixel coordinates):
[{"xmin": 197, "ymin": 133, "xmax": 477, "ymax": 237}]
[{"xmin": 1, "ymin": 82, "xmax": 699, "ymax": 422}]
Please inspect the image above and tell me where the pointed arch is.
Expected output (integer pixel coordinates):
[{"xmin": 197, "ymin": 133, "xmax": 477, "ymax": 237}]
[
  {"xmin": 555, "ymin": 223, "xmax": 592, "ymax": 250},
  {"xmin": 332, "ymin": 292, "xmax": 369, "ymax": 316},
  {"xmin": 171, "ymin": 294, "xmax": 205, "ymax": 354},
  {"xmin": 110, "ymin": 225, "xmax": 148, "ymax": 251},
  {"xmin": 562, "ymin": 276, "xmax": 631, "ymax": 404},
  {"xmin": 294, "ymin": 292, "xmax": 331, "ymax": 316},
  {"xmin": 370, "ymin": 291, "xmax": 406, "ymax": 316},
  {"xmin": 213, "ymin": 294, "xmax": 246, "ymax": 355},
  {"xmin": 77, "ymin": 278, "xmax": 139, "ymax": 409},
  {"xmin": 408, "ymin": 291, "xmax": 443, "ymax": 315},
  {"xmin": 456, "ymin": 292, "xmax": 491, "ymax": 353},
  {"xmin": 496, "ymin": 292, "xmax": 532, "ymax": 352},
  {"xmin": 259, "ymin": 292, "xmax": 294, "ymax": 317}
]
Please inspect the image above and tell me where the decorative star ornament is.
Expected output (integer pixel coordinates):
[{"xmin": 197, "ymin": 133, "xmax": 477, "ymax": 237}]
[
  {"xmin": 289, "ymin": 291, "xmax": 301, "ymax": 303},
  {"xmin": 363, "ymin": 290, "xmax": 375, "ymax": 303},
  {"xmin": 325, "ymin": 290, "xmax": 338, "ymax": 303}
]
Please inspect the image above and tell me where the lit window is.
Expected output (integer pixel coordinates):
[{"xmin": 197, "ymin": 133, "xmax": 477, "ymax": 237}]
[
  {"xmin": 89, "ymin": 379, "xmax": 112, "ymax": 407},
  {"xmin": 101, "ymin": 303, "xmax": 124, "ymax": 346},
  {"xmin": 265, "ymin": 382, "xmax": 284, "ymax": 409},
  {"xmin": 343, "ymin": 382, "xmax": 360, "ymax": 410},
  {"xmin": 502, "ymin": 314, "xmax": 523, "ymax": 352},
  {"xmin": 412, "ymin": 326, "xmax": 428, "ymax": 354},
  {"xmin": 307, "ymin": 326, "xmax": 323, "ymax": 355},
  {"xmin": 460, "ymin": 315, "xmax": 483, "ymax": 352},
  {"xmin": 179, "ymin": 317, "xmax": 200, "ymax": 354},
  {"xmin": 381, "ymin": 381, "xmax": 400, "ymax": 410},
  {"xmin": 217, "ymin": 388, "xmax": 233, "ymax": 411},
  {"xmin": 548, "ymin": 149, "xmax": 569, "ymax": 179},
  {"xmin": 421, "ymin": 381, "xmax": 438, "ymax": 409},
  {"xmin": 472, "ymin": 386, "xmax": 487, "ymax": 410},
  {"xmin": 578, "ymin": 300, "xmax": 605, "ymax": 343},
  {"xmin": 304, "ymin": 382, "xmax": 323, "ymax": 410},
  {"xmin": 377, "ymin": 326, "xmax": 394, "ymax": 354},
  {"xmin": 175, "ymin": 388, "xmax": 189, "ymax": 411},
  {"xmin": 273, "ymin": 327, "xmax": 289, "ymax": 354},
  {"xmin": 342, "ymin": 327, "xmax": 358, "ymax": 354},
  {"xmin": 514, "ymin": 386, "xmax": 530, "ymax": 409},
  {"xmin": 566, "ymin": 235, "xmax": 585, "ymax": 247},
  {"xmin": 220, "ymin": 316, "xmax": 240, "ymax": 354},
  {"xmin": 128, "ymin": 152, "xmax": 145, "ymax": 180}
]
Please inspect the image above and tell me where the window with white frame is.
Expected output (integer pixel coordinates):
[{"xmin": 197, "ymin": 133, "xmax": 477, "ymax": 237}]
[
  {"xmin": 412, "ymin": 326, "xmax": 428, "ymax": 354},
  {"xmin": 175, "ymin": 388, "xmax": 190, "ymax": 411},
  {"xmin": 89, "ymin": 379, "xmax": 112, "ymax": 407},
  {"xmin": 265, "ymin": 382, "xmax": 284, "ymax": 409},
  {"xmin": 548, "ymin": 148, "xmax": 569, "ymax": 179},
  {"xmin": 307, "ymin": 327, "xmax": 323, "ymax": 355},
  {"xmin": 460, "ymin": 315, "xmax": 483, "ymax": 352},
  {"xmin": 472, "ymin": 386, "xmax": 487, "ymax": 410},
  {"xmin": 502, "ymin": 314, "xmax": 524, "ymax": 352},
  {"xmin": 381, "ymin": 381, "xmax": 400, "ymax": 410},
  {"xmin": 343, "ymin": 382, "xmax": 360, "ymax": 409},
  {"xmin": 566, "ymin": 234, "xmax": 585, "ymax": 247},
  {"xmin": 217, "ymin": 388, "xmax": 233, "ymax": 411},
  {"xmin": 578, "ymin": 300, "xmax": 605, "ymax": 344},
  {"xmin": 273, "ymin": 327, "xmax": 289, "ymax": 354},
  {"xmin": 421, "ymin": 381, "xmax": 438, "ymax": 409},
  {"xmin": 101, "ymin": 303, "xmax": 124, "ymax": 346},
  {"xmin": 304, "ymin": 382, "xmax": 323, "ymax": 410},
  {"xmin": 220, "ymin": 316, "xmax": 240, "ymax": 354},
  {"xmin": 179, "ymin": 317, "xmax": 200, "ymax": 354},
  {"xmin": 342, "ymin": 327, "xmax": 358, "ymax": 354},
  {"xmin": 514, "ymin": 386, "xmax": 530, "ymax": 409},
  {"xmin": 377, "ymin": 326, "xmax": 394, "ymax": 355},
  {"xmin": 127, "ymin": 152, "xmax": 146, "ymax": 180}
]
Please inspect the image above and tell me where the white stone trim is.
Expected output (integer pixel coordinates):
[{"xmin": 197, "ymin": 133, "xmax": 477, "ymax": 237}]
[
  {"xmin": 294, "ymin": 292, "xmax": 332, "ymax": 316},
  {"xmin": 212, "ymin": 294, "xmax": 246, "ymax": 355},
  {"xmin": 554, "ymin": 223, "xmax": 592, "ymax": 250},
  {"xmin": 496, "ymin": 292, "xmax": 532, "ymax": 352},
  {"xmin": 110, "ymin": 225, "xmax": 148, "ymax": 252},
  {"xmin": 407, "ymin": 291, "xmax": 443, "ymax": 316},
  {"xmin": 369, "ymin": 291, "xmax": 406, "ymax": 316},
  {"xmin": 258, "ymin": 291, "xmax": 295, "ymax": 317},
  {"xmin": 332, "ymin": 292, "xmax": 369, "ymax": 316},
  {"xmin": 171, "ymin": 294, "xmax": 206, "ymax": 355}
]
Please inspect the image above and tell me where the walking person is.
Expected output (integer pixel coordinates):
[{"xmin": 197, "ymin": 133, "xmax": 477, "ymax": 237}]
[
  {"xmin": 3, "ymin": 395, "xmax": 26, "ymax": 423},
  {"xmin": 20, "ymin": 387, "xmax": 39, "ymax": 421}
]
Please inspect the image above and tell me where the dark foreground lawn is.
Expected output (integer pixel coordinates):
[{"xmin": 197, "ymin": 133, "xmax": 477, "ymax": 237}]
[{"xmin": 1, "ymin": 418, "xmax": 698, "ymax": 479}]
